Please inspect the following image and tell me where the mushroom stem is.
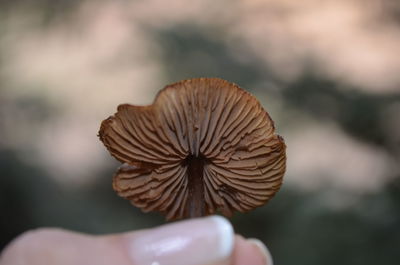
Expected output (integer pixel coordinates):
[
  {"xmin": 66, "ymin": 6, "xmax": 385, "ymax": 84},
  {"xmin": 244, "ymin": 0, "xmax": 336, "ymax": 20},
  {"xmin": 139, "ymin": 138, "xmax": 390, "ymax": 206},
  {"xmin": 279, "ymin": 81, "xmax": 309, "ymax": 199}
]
[{"xmin": 186, "ymin": 155, "xmax": 205, "ymax": 218}]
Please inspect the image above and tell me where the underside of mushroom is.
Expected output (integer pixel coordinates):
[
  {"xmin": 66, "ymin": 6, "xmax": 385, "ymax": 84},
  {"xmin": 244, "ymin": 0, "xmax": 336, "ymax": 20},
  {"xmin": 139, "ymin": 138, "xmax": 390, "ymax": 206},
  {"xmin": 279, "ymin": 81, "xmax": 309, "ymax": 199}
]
[{"xmin": 99, "ymin": 78, "xmax": 286, "ymax": 220}]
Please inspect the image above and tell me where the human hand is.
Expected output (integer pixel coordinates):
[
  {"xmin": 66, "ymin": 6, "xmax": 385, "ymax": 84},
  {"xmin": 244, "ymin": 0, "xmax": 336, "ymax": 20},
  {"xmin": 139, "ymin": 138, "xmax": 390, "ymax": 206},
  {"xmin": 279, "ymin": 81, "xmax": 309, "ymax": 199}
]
[{"xmin": 0, "ymin": 216, "xmax": 272, "ymax": 265}]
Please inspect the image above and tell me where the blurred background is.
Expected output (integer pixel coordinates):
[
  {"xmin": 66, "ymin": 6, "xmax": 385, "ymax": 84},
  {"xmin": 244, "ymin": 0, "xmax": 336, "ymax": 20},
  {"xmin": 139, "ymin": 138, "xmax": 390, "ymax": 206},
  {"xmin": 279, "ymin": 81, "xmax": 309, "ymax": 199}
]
[{"xmin": 1, "ymin": 0, "xmax": 400, "ymax": 264}]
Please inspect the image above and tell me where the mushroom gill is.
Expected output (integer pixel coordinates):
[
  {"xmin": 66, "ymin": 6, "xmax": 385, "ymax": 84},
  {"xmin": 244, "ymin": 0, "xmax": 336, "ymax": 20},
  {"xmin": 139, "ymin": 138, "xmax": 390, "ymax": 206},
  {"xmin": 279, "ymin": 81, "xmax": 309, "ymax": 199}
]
[{"xmin": 99, "ymin": 78, "xmax": 286, "ymax": 220}]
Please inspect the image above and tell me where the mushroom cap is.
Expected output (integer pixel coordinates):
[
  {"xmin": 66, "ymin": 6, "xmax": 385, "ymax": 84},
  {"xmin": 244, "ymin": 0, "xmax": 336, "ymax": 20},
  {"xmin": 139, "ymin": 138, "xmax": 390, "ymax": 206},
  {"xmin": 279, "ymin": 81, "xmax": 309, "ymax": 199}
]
[{"xmin": 99, "ymin": 78, "xmax": 286, "ymax": 220}]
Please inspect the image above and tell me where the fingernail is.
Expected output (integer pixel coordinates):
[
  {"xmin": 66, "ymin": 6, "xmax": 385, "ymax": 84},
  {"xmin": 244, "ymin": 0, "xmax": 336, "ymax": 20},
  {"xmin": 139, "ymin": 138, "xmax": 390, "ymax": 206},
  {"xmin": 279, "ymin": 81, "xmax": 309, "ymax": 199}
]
[
  {"xmin": 124, "ymin": 216, "xmax": 234, "ymax": 265},
  {"xmin": 247, "ymin": 238, "xmax": 273, "ymax": 265}
]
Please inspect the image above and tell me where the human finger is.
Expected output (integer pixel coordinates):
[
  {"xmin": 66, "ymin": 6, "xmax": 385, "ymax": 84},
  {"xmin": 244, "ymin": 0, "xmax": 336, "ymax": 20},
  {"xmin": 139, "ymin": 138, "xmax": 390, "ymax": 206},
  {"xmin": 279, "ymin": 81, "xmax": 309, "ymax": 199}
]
[{"xmin": 0, "ymin": 216, "xmax": 272, "ymax": 265}]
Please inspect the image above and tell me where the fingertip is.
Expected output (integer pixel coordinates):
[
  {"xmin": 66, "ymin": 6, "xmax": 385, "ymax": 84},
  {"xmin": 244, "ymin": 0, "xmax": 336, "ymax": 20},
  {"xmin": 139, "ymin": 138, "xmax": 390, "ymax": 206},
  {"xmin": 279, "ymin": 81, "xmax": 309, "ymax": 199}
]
[
  {"xmin": 208, "ymin": 215, "xmax": 235, "ymax": 259},
  {"xmin": 122, "ymin": 216, "xmax": 235, "ymax": 265},
  {"xmin": 232, "ymin": 236, "xmax": 273, "ymax": 265},
  {"xmin": 247, "ymin": 238, "xmax": 273, "ymax": 265}
]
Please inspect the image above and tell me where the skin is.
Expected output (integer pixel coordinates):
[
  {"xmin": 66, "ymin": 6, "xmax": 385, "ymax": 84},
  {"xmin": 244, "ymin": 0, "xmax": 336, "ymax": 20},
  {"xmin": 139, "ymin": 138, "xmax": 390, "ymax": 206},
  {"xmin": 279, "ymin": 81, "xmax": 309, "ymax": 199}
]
[{"xmin": 0, "ymin": 228, "xmax": 270, "ymax": 265}]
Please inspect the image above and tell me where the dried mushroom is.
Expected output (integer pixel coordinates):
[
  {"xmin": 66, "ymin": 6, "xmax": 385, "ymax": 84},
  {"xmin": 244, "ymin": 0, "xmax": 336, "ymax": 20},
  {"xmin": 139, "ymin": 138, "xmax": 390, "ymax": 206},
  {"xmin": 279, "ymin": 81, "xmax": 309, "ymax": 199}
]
[{"xmin": 99, "ymin": 78, "xmax": 286, "ymax": 220}]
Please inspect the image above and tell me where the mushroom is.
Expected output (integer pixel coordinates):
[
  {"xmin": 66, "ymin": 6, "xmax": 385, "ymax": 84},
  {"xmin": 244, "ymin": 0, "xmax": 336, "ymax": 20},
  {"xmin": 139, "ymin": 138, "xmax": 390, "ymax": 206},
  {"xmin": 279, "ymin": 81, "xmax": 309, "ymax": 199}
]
[{"xmin": 99, "ymin": 78, "xmax": 286, "ymax": 220}]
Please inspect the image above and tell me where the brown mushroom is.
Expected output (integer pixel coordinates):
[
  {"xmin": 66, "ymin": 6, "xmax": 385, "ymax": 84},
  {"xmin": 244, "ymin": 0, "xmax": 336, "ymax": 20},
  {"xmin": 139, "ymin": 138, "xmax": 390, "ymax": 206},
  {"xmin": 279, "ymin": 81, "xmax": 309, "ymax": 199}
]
[{"xmin": 99, "ymin": 78, "xmax": 286, "ymax": 220}]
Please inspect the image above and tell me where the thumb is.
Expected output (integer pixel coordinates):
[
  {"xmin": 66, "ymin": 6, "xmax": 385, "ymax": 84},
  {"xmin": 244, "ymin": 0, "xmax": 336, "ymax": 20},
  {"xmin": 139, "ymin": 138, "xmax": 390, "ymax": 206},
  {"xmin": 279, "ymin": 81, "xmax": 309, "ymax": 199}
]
[{"xmin": 0, "ymin": 216, "xmax": 272, "ymax": 265}]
